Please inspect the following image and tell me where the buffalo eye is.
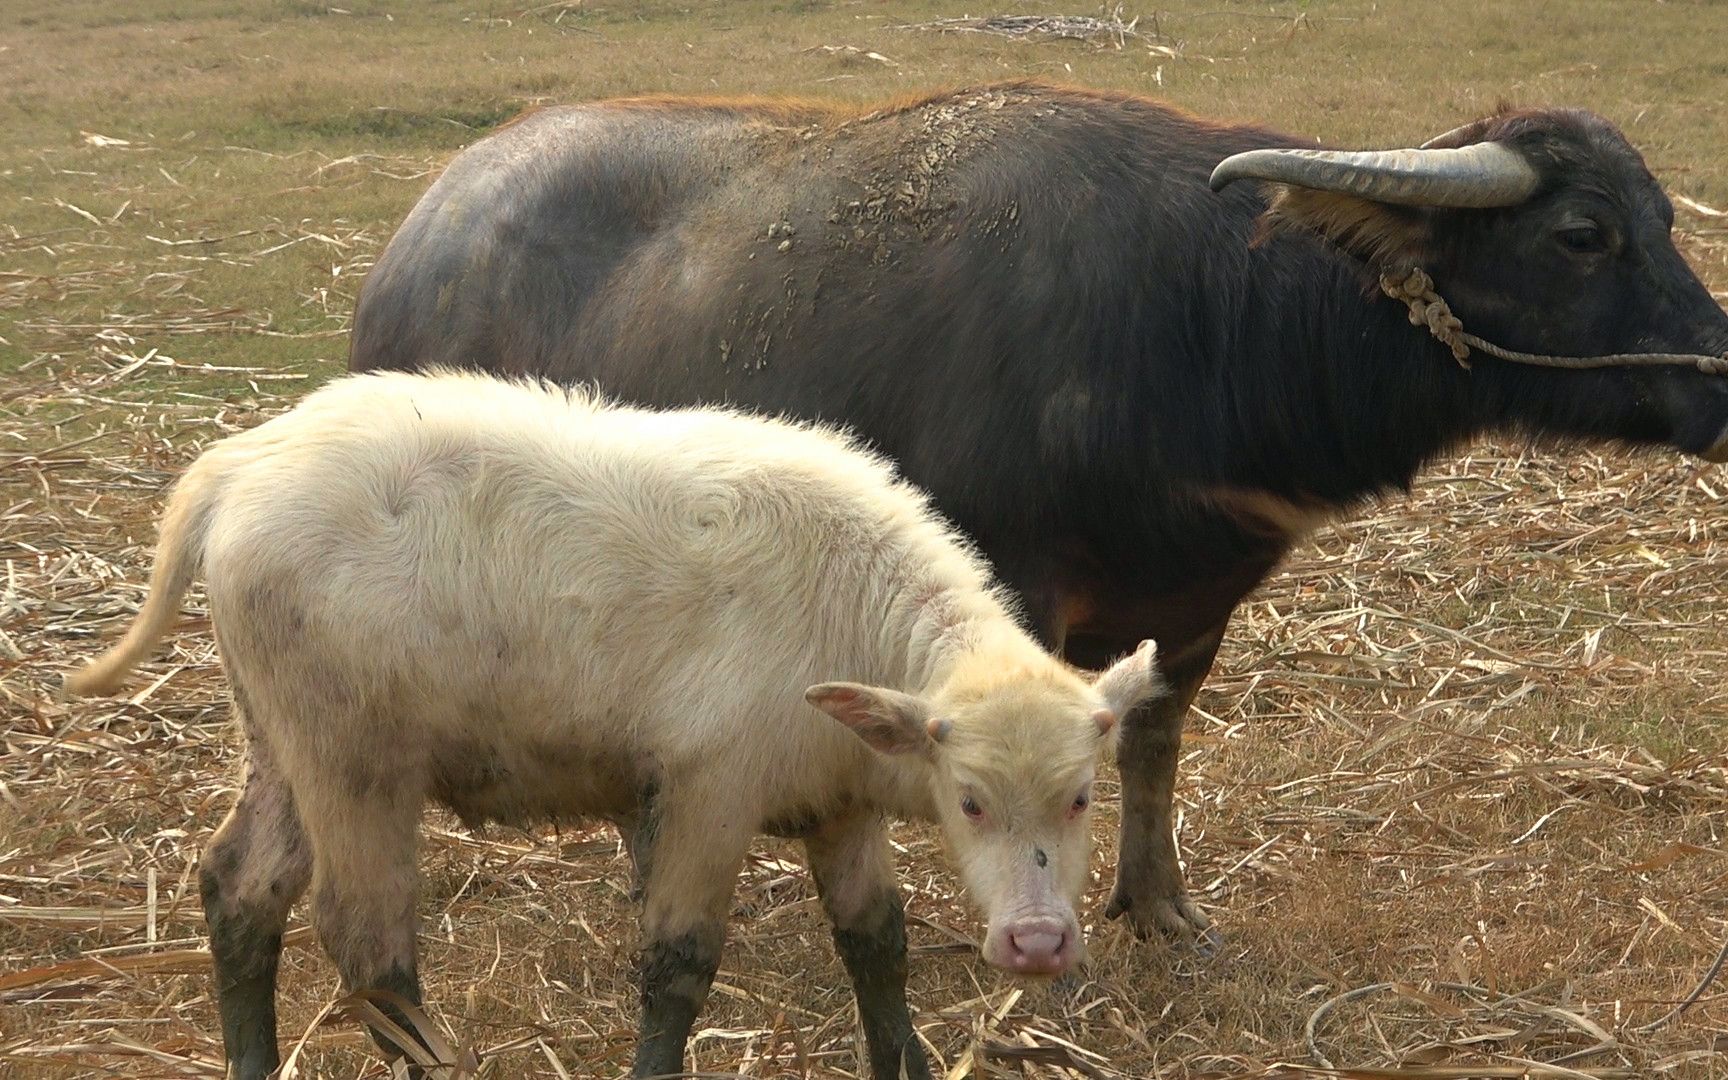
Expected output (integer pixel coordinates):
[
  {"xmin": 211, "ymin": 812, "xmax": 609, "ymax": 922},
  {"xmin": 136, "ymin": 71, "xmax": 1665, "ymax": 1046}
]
[
  {"xmin": 960, "ymin": 795, "xmax": 983, "ymax": 820},
  {"xmin": 1556, "ymin": 223, "xmax": 1607, "ymax": 255}
]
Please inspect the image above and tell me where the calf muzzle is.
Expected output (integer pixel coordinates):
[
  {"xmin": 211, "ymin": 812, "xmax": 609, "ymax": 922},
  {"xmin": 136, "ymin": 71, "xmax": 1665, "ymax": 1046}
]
[{"xmin": 986, "ymin": 915, "xmax": 1079, "ymax": 976}]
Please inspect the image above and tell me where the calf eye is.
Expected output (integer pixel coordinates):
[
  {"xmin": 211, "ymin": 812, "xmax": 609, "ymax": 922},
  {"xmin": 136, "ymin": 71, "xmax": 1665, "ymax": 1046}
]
[
  {"xmin": 1557, "ymin": 224, "xmax": 1607, "ymax": 254},
  {"xmin": 960, "ymin": 795, "xmax": 983, "ymax": 820},
  {"xmin": 1069, "ymin": 790, "xmax": 1091, "ymax": 816}
]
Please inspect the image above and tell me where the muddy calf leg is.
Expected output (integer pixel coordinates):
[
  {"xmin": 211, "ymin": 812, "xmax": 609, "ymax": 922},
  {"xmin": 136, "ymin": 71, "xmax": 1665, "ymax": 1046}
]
[
  {"xmin": 199, "ymin": 747, "xmax": 312, "ymax": 1080},
  {"xmin": 806, "ymin": 815, "xmax": 931, "ymax": 1080},
  {"xmin": 635, "ymin": 924, "xmax": 725, "ymax": 1077},
  {"xmin": 632, "ymin": 788, "xmax": 748, "ymax": 1079},
  {"xmin": 300, "ymin": 784, "xmax": 429, "ymax": 1072}
]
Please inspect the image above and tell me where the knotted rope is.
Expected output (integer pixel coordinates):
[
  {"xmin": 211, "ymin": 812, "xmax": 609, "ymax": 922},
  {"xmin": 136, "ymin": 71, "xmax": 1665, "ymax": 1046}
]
[{"xmin": 1380, "ymin": 267, "xmax": 1728, "ymax": 376}]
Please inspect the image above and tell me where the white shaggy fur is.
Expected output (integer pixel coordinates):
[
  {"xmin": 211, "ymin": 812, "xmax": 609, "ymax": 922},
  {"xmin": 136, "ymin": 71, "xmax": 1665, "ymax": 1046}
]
[{"xmin": 69, "ymin": 370, "xmax": 1164, "ymax": 1069}]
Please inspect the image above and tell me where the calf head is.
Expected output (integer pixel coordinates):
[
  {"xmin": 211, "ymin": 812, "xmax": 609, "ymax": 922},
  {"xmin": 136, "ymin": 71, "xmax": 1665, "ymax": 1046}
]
[{"xmin": 807, "ymin": 639, "xmax": 1164, "ymax": 976}]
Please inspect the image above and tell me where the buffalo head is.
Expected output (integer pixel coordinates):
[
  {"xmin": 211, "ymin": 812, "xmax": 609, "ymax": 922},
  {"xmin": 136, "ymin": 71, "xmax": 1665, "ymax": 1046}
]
[{"xmin": 1212, "ymin": 108, "xmax": 1728, "ymax": 462}]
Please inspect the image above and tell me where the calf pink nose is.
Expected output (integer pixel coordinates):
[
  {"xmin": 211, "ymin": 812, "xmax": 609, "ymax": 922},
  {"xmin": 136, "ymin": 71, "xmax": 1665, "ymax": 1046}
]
[{"xmin": 1006, "ymin": 925, "xmax": 1069, "ymax": 974}]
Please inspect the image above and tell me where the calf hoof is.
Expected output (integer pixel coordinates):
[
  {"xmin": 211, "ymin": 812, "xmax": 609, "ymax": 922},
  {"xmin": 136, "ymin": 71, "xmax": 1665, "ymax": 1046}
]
[
  {"xmin": 887, "ymin": 1042, "xmax": 934, "ymax": 1080},
  {"xmin": 225, "ymin": 1050, "xmax": 281, "ymax": 1080},
  {"xmin": 1105, "ymin": 887, "xmax": 1220, "ymax": 957}
]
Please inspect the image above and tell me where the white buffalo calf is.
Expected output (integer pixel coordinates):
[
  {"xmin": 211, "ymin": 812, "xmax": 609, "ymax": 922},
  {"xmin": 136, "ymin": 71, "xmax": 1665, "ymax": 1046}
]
[{"xmin": 68, "ymin": 370, "xmax": 1164, "ymax": 1080}]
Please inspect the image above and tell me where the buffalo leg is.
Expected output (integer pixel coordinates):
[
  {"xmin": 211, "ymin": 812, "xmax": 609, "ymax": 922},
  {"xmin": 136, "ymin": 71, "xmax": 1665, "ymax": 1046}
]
[
  {"xmin": 199, "ymin": 740, "xmax": 312, "ymax": 1080},
  {"xmin": 632, "ymin": 788, "xmax": 749, "ymax": 1078},
  {"xmin": 805, "ymin": 815, "xmax": 931, "ymax": 1080},
  {"xmin": 298, "ymin": 780, "xmax": 430, "ymax": 1072},
  {"xmin": 1102, "ymin": 627, "xmax": 1226, "ymax": 947}
]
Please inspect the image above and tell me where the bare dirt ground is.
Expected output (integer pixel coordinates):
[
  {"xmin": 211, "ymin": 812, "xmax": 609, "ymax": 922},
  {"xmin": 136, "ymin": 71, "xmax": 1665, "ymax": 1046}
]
[{"xmin": 3, "ymin": 2, "xmax": 1727, "ymax": 1077}]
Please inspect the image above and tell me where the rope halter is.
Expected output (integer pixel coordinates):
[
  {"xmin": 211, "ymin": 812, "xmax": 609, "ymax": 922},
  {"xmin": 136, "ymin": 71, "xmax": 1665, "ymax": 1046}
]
[{"xmin": 1379, "ymin": 267, "xmax": 1728, "ymax": 376}]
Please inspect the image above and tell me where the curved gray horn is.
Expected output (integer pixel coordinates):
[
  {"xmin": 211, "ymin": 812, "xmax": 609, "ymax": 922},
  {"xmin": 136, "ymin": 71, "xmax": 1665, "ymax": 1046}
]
[
  {"xmin": 1419, "ymin": 121, "xmax": 1482, "ymax": 150},
  {"xmin": 1208, "ymin": 142, "xmax": 1539, "ymax": 208}
]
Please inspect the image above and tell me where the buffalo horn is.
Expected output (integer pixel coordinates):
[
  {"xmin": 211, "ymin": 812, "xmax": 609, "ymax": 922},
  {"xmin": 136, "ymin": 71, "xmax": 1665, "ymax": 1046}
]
[
  {"xmin": 1419, "ymin": 122, "xmax": 1481, "ymax": 150},
  {"xmin": 1208, "ymin": 142, "xmax": 1539, "ymax": 208}
]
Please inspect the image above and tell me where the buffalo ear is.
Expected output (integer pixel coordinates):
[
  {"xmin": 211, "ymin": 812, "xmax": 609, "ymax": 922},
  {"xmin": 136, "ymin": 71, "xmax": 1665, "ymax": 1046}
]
[
  {"xmin": 1258, "ymin": 188, "xmax": 1433, "ymax": 269},
  {"xmin": 806, "ymin": 682, "xmax": 934, "ymax": 756}
]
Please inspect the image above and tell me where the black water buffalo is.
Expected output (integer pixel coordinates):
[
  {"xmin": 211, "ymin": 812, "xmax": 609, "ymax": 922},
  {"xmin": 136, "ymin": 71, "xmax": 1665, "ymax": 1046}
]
[{"xmin": 350, "ymin": 81, "xmax": 1728, "ymax": 948}]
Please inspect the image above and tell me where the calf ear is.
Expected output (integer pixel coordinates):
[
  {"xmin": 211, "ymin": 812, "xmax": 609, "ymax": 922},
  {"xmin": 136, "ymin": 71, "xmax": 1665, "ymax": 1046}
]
[
  {"xmin": 1093, "ymin": 639, "xmax": 1167, "ymax": 721},
  {"xmin": 806, "ymin": 682, "xmax": 933, "ymax": 756}
]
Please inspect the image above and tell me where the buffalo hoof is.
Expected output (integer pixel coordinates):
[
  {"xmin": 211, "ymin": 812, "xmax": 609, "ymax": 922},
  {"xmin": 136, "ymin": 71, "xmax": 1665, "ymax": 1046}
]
[{"xmin": 1105, "ymin": 887, "xmax": 1220, "ymax": 957}]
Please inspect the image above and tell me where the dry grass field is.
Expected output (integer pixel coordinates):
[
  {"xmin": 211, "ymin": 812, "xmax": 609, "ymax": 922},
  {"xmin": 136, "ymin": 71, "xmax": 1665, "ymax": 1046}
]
[{"xmin": 4, "ymin": 1, "xmax": 1728, "ymax": 1076}]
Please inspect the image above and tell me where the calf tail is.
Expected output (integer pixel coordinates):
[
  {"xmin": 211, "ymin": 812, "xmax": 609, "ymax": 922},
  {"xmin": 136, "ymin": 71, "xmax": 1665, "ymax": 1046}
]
[{"xmin": 64, "ymin": 457, "xmax": 224, "ymax": 698}]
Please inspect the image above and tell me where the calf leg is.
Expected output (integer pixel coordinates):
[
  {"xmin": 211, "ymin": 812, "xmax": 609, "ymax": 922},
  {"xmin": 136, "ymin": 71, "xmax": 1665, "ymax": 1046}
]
[
  {"xmin": 632, "ymin": 788, "xmax": 750, "ymax": 1079},
  {"xmin": 613, "ymin": 778, "xmax": 660, "ymax": 903},
  {"xmin": 805, "ymin": 815, "xmax": 931, "ymax": 1080},
  {"xmin": 1104, "ymin": 630, "xmax": 1225, "ymax": 947},
  {"xmin": 296, "ymin": 780, "xmax": 429, "ymax": 1071},
  {"xmin": 199, "ymin": 741, "xmax": 312, "ymax": 1080}
]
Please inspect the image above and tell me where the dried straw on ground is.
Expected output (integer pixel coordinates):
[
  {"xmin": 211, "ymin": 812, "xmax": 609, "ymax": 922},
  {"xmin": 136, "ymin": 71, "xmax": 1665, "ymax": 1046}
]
[
  {"xmin": 891, "ymin": 8, "xmax": 1157, "ymax": 50},
  {"xmin": 3, "ymin": 231, "xmax": 1726, "ymax": 1078}
]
